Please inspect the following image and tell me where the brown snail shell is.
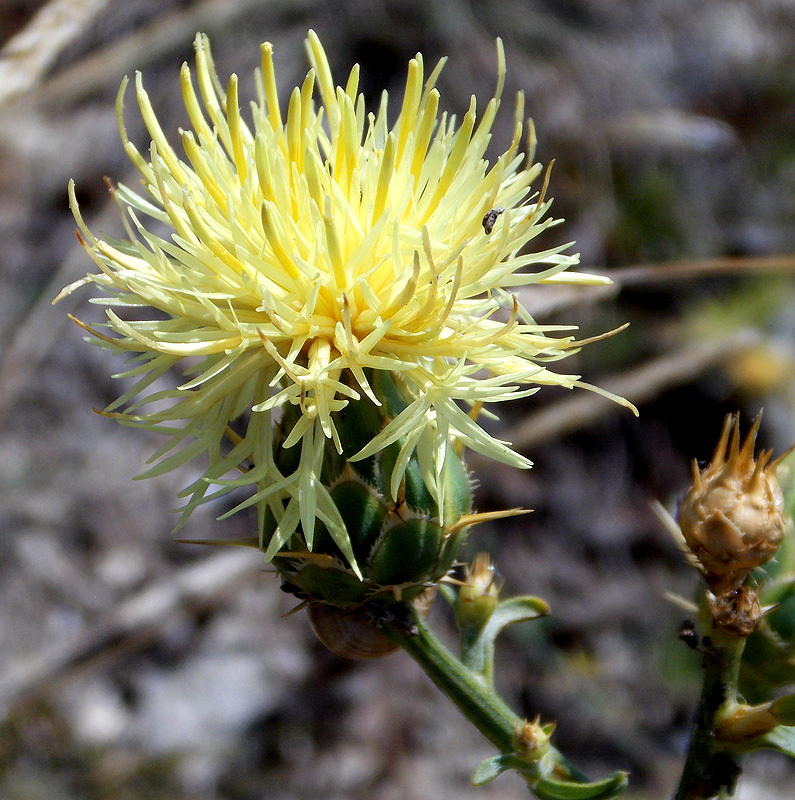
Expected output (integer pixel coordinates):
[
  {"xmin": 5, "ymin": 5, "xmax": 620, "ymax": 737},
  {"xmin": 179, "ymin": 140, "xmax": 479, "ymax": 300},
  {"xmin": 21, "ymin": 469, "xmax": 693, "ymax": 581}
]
[
  {"xmin": 308, "ymin": 603, "xmax": 398, "ymax": 660},
  {"xmin": 308, "ymin": 587, "xmax": 436, "ymax": 661}
]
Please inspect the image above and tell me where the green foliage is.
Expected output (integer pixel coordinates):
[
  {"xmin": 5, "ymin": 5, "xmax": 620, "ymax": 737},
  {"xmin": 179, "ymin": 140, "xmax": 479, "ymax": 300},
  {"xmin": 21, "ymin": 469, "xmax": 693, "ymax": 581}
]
[
  {"xmin": 472, "ymin": 752, "xmax": 628, "ymax": 799},
  {"xmin": 455, "ymin": 592, "xmax": 550, "ymax": 681},
  {"xmin": 608, "ymin": 162, "xmax": 685, "ymax": 262}
]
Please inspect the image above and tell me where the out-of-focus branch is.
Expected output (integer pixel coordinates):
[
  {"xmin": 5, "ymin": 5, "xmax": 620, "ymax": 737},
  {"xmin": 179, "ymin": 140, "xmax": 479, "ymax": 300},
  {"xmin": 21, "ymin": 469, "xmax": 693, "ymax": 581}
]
[
  {"xmin": 611, "ymin": 254, "xmax": 795, "ymax": 287},
  {"xmin": 33, "ymin": 0, "xmax": 318, "ymax": 109},
  {"xmin": 0, "ymin": 0, "xmax": 111, "ymax": 107},
  {"xmin": 0, "ymin": 548, "xmax": 260, "ymax": 716},
  {"xmin": 518, "ymin": 254, "xmax": 795, "ymax": 319},
  {"xmin": 506, "ymin": 330, "xmax": 761, "ymax": 451}
]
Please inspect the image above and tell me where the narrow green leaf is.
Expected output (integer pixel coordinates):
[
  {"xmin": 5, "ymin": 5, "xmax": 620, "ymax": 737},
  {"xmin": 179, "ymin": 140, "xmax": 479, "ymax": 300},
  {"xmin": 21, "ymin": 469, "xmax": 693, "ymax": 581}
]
[
  {"xmin": 532, "ymin": 771, "xmax": 628, "ymax": 800},
  {"xmin": 472, "ymin": 754, "xmax": 538, "ymax": 786},
  {"xmin": 460, "ymin": 594, "xmax": 550, "ymax": 680},
  {"xmin": 174, "ymin": 537, "xmax": 262, "ymax": 548},
  {"xmin": 488, "ymin": 596, "xmax": 550, "ymax": 632},
  {"xmin": 471, "ymin": 755, "xmax": 512, "ymax": 786},
  {"xmin": 438, "ymin": 584, "xmax": 457, "ymax": 605},
  {"xmin": 754, "ymin": 725, "xmax": 795, "ymax": 758}
]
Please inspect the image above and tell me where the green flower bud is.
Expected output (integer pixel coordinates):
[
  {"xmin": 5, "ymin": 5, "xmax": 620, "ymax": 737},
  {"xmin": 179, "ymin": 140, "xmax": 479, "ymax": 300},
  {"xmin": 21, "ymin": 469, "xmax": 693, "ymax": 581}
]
[
  {"xmin": 273, "ymin": 370, "xmax": 475, "ymax": 654},
  {"xmin": 367, "ymin": 519, "xmax": 446, "ymax": 586},
  {"xmin": 456, "ymin": 553, "xmax": 501, "ymax": 629},
  {"xmin": 513, "ymin": 717, "xmax": 555, "ymax": 762}
]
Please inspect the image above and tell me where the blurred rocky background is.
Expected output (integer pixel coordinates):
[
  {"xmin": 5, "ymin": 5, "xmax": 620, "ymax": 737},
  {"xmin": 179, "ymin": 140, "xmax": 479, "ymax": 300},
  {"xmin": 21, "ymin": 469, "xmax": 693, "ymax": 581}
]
[{"xmin": 2, "ymin": 0, "xmax": 795, "ymax": 798}]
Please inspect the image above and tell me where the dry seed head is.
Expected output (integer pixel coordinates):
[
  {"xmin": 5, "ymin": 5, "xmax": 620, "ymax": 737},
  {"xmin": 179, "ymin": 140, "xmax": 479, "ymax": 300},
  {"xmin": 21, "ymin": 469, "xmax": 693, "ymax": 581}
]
[
  {"xmin": 707, "ymin": 584, "xmax": 764, "ymax": 637},
  {"xmin": 678, "ymin": 414, "xmax": 788, "ymax": 593}
]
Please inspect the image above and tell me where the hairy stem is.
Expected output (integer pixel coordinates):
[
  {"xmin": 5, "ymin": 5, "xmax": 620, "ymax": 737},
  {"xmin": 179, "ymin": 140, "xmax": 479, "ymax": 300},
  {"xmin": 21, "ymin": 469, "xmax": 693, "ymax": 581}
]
[
  {"xmin": 382, "ymin": 608, "xmax": 588, "ymax": 781},
  {"xmin": 383, "ymin": 608, "xmax": 523, "ymax": 752}
]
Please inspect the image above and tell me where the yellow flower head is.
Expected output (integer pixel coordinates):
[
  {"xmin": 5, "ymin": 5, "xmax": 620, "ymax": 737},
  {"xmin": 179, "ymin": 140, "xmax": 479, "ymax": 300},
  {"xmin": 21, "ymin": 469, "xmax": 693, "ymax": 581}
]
[{"xmin": 59, "ymin": 31, "xmax": 630, "ymax": 554}]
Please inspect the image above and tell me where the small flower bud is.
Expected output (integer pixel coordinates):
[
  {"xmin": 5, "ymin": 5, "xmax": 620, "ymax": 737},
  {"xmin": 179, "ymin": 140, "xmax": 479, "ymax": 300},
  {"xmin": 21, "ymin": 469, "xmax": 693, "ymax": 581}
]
[
  {"xmin": 678, "ymin": 414, "xmax": 789, "ymax": 593},
  {"xmin": 456, "ymin": 553, "xmax": 501, "ymax": 628},
  {"xmin": 513, "ymin": 717, "xmax": 554, "ymax": 761},
  {"xmin": 715, "ymin": 701, "xmax": 778, "ymax": 743},
  {"xmin": 707, "ymin": 584, "xmax": 763, "ymax": 637}
]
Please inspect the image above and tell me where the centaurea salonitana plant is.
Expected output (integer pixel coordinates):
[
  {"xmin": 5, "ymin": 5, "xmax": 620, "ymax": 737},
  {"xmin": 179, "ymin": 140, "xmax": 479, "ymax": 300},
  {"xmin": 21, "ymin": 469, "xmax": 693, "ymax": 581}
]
[
  {"xmin": 57, "ymin": 29, "xmax": 795, "ymax": 800},
  {"xmin": 57, "ymin": 30, "xmax": 643, "ymax": 799}
]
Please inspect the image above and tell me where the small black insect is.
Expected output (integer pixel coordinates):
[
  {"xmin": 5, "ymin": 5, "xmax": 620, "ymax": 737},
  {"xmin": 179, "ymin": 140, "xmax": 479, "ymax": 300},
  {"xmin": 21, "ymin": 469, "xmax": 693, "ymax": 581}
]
[
  {"xmin": 481, "ymin": 206, "xmax": 505, "ymax": 235},
  {"xmin": 365, "ymin": 601, "xmax": 418, "ymax": 636},
  {"xmin": 679, "ymin": 619, "xmax": 700, "ymax": 651},
  {"xmin": 679, "ymin": 621, "xmax": 722, "ymax": 663}
]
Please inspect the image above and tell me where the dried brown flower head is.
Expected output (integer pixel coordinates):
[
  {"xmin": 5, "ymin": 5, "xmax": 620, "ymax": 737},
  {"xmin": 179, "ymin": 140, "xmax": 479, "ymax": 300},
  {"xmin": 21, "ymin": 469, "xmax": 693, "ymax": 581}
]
[{"xmin": 678, "ymin": 414, "xmax": 789, "ymax": 593}]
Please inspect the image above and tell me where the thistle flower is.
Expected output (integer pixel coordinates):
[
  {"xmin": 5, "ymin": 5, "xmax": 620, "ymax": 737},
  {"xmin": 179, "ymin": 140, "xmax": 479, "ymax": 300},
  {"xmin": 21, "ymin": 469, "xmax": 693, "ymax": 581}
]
[{"xmin": 58, "ymin": 30, "xmax": 631, "ymax": 564}]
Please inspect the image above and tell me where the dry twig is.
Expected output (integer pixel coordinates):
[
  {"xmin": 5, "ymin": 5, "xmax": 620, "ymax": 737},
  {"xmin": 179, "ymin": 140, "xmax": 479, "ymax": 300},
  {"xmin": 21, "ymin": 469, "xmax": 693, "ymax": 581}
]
[{"xmin": 0, "ymin": 548, "xmax": 261, "ymax": 716}]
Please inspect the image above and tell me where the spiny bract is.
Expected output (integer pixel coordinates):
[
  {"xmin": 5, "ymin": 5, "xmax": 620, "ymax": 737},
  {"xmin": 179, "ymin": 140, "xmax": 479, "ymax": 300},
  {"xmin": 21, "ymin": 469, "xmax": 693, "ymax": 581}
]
[{"xmin": 679, "ymin": 414, "xmax": 788, "ymax": 593}]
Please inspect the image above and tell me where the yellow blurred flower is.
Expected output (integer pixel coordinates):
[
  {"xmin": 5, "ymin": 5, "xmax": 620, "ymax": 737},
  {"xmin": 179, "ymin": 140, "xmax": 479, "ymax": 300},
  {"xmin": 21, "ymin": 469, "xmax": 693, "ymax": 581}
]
[{"xmin": 58, "ymin": 30, "xmax": 630, "ymax": 549}]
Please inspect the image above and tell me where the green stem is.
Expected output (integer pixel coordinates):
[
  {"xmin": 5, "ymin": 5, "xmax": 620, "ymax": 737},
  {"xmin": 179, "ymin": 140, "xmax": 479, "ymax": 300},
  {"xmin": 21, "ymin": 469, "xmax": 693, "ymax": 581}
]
[
  {"xmin": 382, "ymin": 608, "xmax": 588, "ymax": 781},
  {"xmin": 384, "ymin": 608, "xmax": 523, "ymax": 753},
  {"xmin": 674, "ymin": 631, "xmax": 746, "ymax": 800}
]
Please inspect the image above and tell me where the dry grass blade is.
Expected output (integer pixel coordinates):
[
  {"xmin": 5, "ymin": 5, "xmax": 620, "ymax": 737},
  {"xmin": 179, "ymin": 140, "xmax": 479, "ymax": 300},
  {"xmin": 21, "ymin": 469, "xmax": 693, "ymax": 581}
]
[
  {"xmin": 0, "ymin": 0, "xmax": 111, "ymax": 107},
  {"xmin": 611, "ymin": 254, "xmax": 795, "ymax": 288},
  {"xmin": 34, "ymin": 0, "xmax": 314, "ymax": 108},
  {"xmin": 506, "ymin": 330, "xmax": 761, "ymax": 451},
  {"xmin": 515, "ymin": 254, "xmax": 795, "ymax": 320},
  {"xmin": 0, "ymin": 204, "xmax": 121, "ymax": 423},
  {"xmin": 0, "ymin": 548, "xmax": 259, "ymax": 716}
]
